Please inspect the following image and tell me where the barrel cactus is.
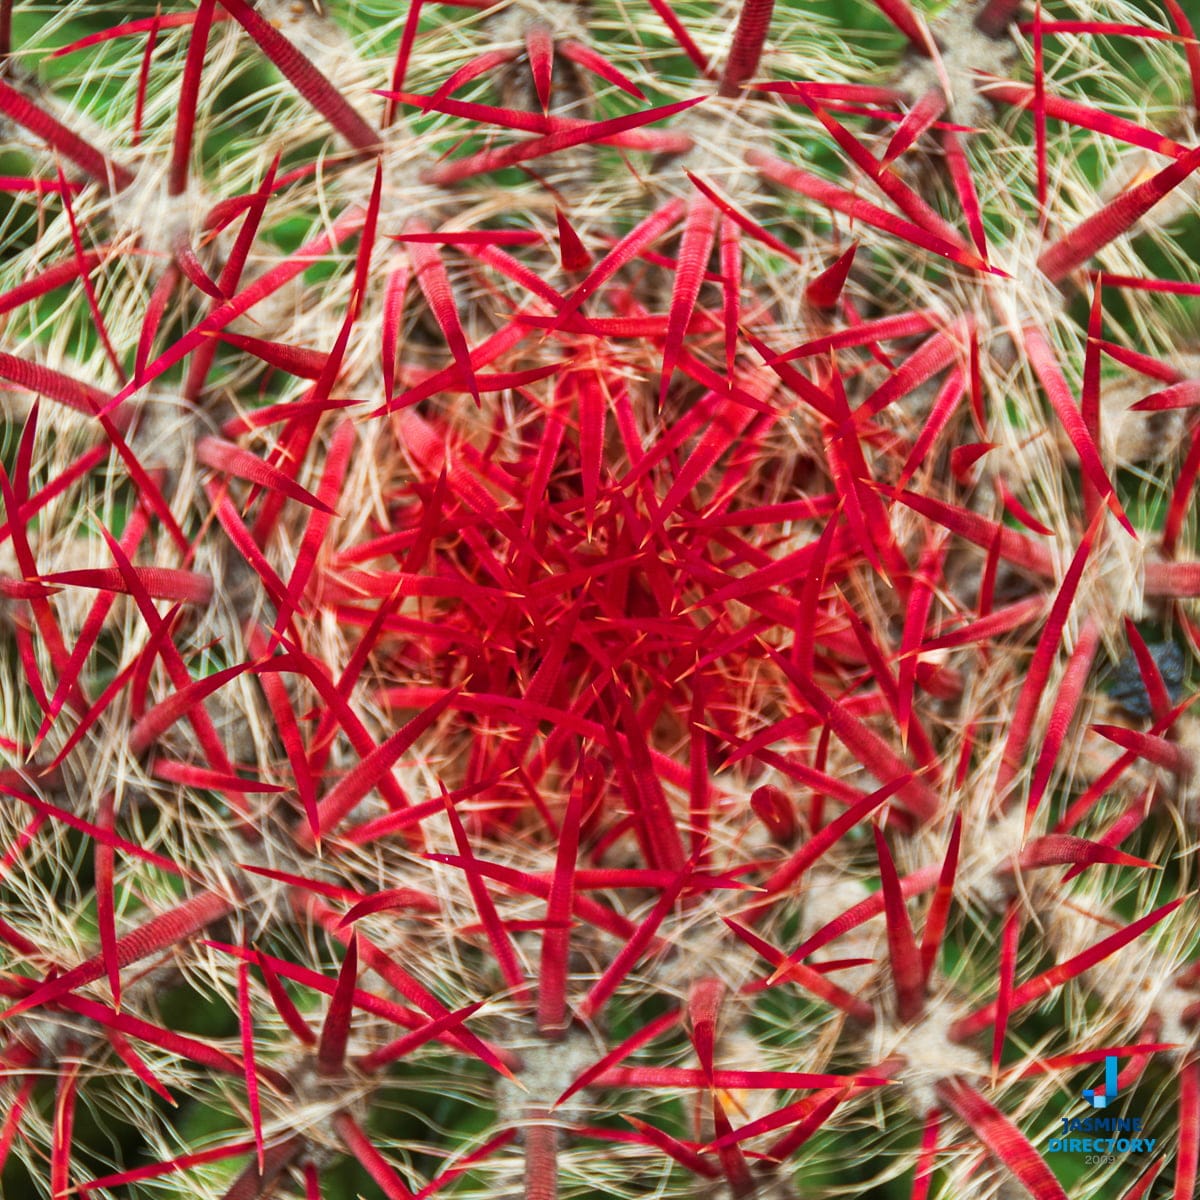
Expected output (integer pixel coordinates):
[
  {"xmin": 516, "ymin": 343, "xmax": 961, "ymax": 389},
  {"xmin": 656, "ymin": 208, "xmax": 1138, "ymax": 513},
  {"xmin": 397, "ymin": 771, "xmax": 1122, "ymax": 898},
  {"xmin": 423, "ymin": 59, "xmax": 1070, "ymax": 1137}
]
[{"xmin": 0, "ymin": 0, "xmax": 1198, "ymax": 1198}]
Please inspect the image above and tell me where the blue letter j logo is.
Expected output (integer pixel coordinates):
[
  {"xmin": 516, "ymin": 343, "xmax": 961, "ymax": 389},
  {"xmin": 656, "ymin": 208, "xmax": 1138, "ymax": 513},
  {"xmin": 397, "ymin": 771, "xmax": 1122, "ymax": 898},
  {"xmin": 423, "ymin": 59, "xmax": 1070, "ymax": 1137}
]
[{"xmin": 1083, "ymin": 1057, "xmax": 1120, "ymax": 1109}]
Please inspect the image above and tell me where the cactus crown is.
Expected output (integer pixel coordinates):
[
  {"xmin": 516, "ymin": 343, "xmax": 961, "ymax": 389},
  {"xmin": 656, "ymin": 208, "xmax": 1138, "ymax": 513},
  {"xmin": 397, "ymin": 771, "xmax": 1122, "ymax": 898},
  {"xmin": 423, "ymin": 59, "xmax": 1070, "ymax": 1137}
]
[{"xmin": 0, "ymin": 1, "xmax": 1198, "ymax": 1198}]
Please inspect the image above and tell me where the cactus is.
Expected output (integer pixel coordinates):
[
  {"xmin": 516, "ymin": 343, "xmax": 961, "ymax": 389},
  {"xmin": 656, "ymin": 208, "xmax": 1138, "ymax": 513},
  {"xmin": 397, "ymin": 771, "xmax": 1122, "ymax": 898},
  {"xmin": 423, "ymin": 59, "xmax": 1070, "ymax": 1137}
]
[{"xmin": 0, "ymin": 0, "xmax": 1199, "ymax": 1198}]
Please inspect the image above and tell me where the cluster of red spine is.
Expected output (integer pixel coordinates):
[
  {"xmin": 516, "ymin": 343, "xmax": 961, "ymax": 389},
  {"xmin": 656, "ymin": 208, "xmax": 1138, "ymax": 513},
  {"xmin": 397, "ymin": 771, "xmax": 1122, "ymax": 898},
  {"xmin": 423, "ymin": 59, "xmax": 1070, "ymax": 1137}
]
[{"xmin": 0, "ymin": 1, "xmax": 1198, "ymax": 1198}]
